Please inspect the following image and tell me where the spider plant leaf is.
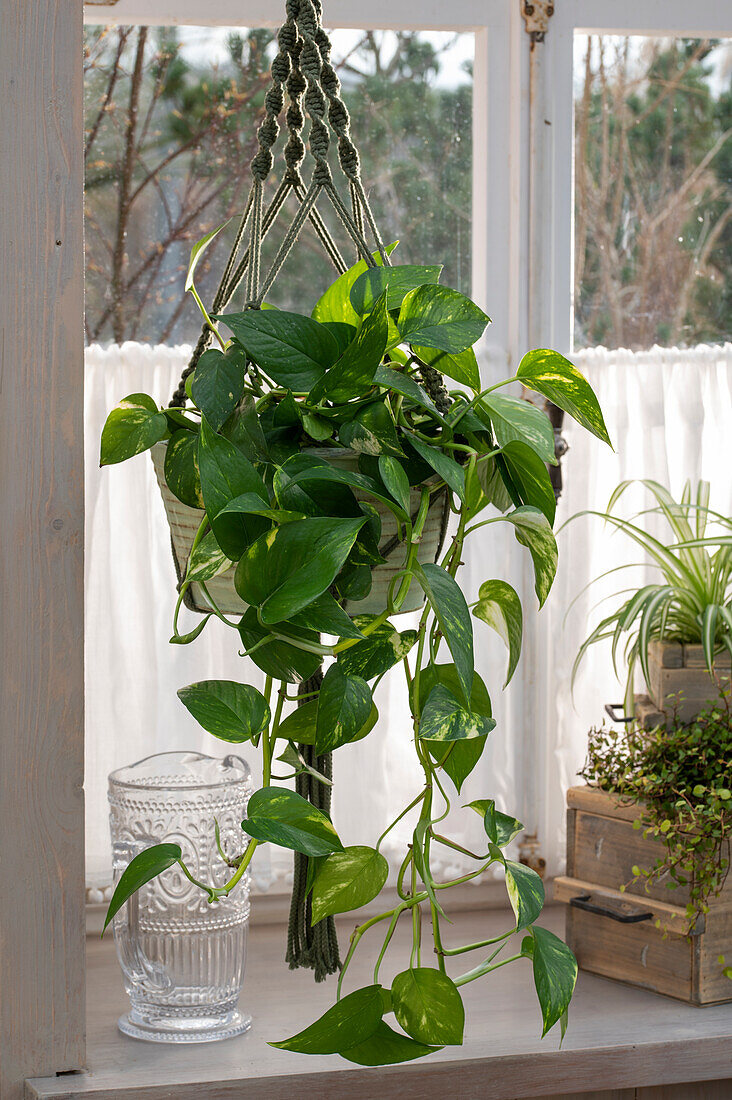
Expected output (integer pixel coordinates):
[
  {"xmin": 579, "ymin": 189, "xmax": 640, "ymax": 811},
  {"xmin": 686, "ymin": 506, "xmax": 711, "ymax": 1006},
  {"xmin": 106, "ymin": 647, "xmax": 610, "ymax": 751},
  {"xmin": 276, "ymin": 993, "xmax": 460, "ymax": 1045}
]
[
  {"xmin": 637, "ymin": 586, "xmax": 674, "ymax": 689},
  {"xmin": 576, "ymin": 510, "xmax": 695, "ymax": 587},
  {"xmin": 562, "ymin": 562, "xmax": 646, "ymax": 625},
  {"xmin": 696, "ymin": 480, "xmax": 711, "ymax": 539},
  {"xmin": 606, "ymin": 479, "xmax": 634, "ymax": 515},
  {"xmin": 623, "ymin": 647, "xmax": 638, "ymax": 716},
  {"xmin": 571, "ymin": 612, "xmax": 619, "ymax": 691},
  {"xmin": 701, "ymin": 604, "xmax": 720, "ymax": 673}
]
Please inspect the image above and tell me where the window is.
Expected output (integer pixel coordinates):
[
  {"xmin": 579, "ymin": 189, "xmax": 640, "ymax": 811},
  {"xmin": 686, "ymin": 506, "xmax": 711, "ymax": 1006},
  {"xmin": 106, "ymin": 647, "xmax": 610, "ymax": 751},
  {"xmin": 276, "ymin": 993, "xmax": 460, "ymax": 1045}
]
[
  {"xmin": 84, "ymin": 25, "xmax": 473, "ymax": 344},
  {"xmin": 573, "ymin": 34, "xmax": 732, "ymax": 350}
]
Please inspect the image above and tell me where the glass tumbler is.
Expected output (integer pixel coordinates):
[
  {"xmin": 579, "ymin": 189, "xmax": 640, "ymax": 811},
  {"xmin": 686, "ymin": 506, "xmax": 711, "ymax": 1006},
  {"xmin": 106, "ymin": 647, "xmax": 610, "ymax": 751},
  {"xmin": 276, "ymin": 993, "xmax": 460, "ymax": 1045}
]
[{"xmin": 108, "ymin": 751, "xmax": 254, "ymax": 1043}]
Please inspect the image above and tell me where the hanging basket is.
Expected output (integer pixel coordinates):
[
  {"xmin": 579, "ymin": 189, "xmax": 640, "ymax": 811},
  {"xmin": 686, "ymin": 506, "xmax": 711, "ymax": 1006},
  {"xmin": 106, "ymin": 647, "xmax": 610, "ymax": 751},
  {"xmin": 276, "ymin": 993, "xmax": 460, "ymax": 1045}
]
[{"xmin": 152, "ymin": 442, "xmax": 450, "ymax": 618}]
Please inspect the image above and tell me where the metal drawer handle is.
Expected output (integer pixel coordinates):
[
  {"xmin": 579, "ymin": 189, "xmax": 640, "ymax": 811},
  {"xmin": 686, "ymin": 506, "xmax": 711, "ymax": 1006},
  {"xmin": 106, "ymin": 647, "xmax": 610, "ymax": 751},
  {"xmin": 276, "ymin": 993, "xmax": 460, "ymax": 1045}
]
[
  {"xmin": 604, "ymin": 703, "xmax": 633, "ymax": 724},
  {"xmin": 570, "ymin": 891, "xmax": 653, "ymax": 924}
]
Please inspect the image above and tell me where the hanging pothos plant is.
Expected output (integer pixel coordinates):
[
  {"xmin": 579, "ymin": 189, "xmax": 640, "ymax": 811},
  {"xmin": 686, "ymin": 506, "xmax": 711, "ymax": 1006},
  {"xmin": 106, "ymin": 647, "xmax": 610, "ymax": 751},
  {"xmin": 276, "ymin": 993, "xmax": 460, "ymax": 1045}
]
[{"xmin": 100, "ymin": 233, "xmax": 611, "ymax": 1063}]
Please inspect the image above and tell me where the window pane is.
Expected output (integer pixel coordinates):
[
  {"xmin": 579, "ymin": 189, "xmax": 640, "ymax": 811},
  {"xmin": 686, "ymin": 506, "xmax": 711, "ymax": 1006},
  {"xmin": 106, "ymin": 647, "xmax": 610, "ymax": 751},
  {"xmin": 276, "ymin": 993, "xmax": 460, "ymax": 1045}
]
[
  {"xmin": 573, "ymin": 36, "xmax": 732, "ymax": 350},
  {"xmin": 84, "ymin": 26, "xmax": 473, "ymax": 344}
]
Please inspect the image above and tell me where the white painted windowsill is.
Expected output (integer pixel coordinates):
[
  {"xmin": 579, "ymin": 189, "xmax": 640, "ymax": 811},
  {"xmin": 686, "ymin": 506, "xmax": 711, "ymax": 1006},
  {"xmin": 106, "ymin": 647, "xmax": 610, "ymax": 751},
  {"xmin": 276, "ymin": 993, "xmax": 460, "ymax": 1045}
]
[{"xmin": 28, "ymin": 906, "xmax": 732, "ymax": 1100}]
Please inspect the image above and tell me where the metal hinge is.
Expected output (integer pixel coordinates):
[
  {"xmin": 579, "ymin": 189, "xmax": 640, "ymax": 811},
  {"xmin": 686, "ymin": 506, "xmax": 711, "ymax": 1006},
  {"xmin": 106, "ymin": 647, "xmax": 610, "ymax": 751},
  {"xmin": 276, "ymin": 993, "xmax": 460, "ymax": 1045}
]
[{"xmin": 521, "ymin": 0, "xmax": 555, "ymax": 46}]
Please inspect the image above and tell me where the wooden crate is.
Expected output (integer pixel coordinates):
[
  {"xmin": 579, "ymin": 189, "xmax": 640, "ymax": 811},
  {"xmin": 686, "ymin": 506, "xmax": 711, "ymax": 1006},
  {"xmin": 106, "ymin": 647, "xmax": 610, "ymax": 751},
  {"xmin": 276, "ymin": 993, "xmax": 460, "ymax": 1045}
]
[
  {"xmin": 647, "ymin": 640, "xmax": 730, "ymax": 723},
  {"xmin": 554, "ymin": 786, "xmax": 732, "ymax": 1005}
]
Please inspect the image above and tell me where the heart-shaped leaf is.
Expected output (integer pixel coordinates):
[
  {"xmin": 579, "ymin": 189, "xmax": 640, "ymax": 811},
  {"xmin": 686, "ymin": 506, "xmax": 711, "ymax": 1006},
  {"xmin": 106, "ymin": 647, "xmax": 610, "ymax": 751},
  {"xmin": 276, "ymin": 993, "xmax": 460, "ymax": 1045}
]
[
  {"xmin": 215, "ymin": 310, "xmax": 339, "ymax": 391},
  {"xmin": 350, "ymin": 264, "xmax": 442, "ymax": 315},
  {"xmin": 312, "ymin": 242, "xmax": 399, "ymax": 326},
  {"xmin": 391, "ymin": 967, "xmax": 465, "ymax": 1046},
  {"xmin": 414, "ymin": 664, "xmax": 493, "ymax": 792},
  {"xmin": 310, "ymin": 293, "xmax": 389, "ymax": 403},
  {"xmin": 221, "ymin": 393, "xmax": 269, "ymax": 463},
  {"xmin": 338, "ymin": 617, "xmax": 418, "ymax": 680},
  {"xmin": 103, "ymin": 844, "xmax": 182, "ymax": 931},
  {"xmin": 100, "ymin": 393, "xmax": 167, "ymax": 466},
  {"xmin": 279, "ymin": 458, "xmax": 405, "ymax": 518},
  {"xmin": 404, "ymin": 431, "xmax": 465, "ymax": 500},
  {"xmin": 285, "ymin": 591, "xmax": 365, "ymax": 640},
  {"xmin": 399, "ymin": 285, "xmax": 490, "ymax": 354},
  {"xmin": 498, "ymin": 440, "xmax": 557, "ymax": 524},
  {"xmin": 527, "ymin": 925, "xmax": 578, "ymax": 1036},
  {"xmin": 467, "ymin": 798, "xmax": 524, "ymax": 847},
  {"xmin": 418, "ymin": 684, "xmax": 495, "ymax": 742},
  {"xmin": 238, "ymin": 608, "xmax": 322, "ymax": 684},
  {"xmin": 190, "ymin": 346, "xmax": 247, "ymax": 431},
  {"xmin": 502, "ymin": 858, "xmax": 545, "ymax": 930},
  {"xmin": 340, "ymin": 399, "xmax": 404, "ymax": 457},
  {"xmin": 235, "ymin": 515, "xmax": 367, "ymax": 624},
  {"xmin": 517, "ymin": 349, "xmax": 611, "ymax": 445},
  {"xmin": 473, "ymin": 579, "xmax": 523, "ymax": 686},
  {"xmin": 270, "ymin": 984, "xmax": 384, "ymax": 1054},
  {"xmin": 177, "ymin": 680, "xmax": 270, "ymax": 743},
  {"xmin": 413, "ymin": 563, "xmax": 474, "ymax": 706},
  {"xmin": 184, "ymin": 530, "xmax": 232, "ymax": 584},
  {"xmin": 241, "ymin": 786, "xmax": 344, "ymax": 857},
  {"xmin": 164, "ymin": 429, "xmax": 203, "ymax": 508},
  {"xmin": 373, "ymin": 366, "xmax": 442, "ymax": 420},
  {"xmin": 498, "ymin": 507, "xmax": 558, "ymax": 608},
  {"xmin": 378, "ymin": 455, "xmax": 411, "ymax": 515},
  {"xmin": 301, "ymin": 411, "xmax": 334, "ymax": 442},
  {"xmin": 277, "ymin": 697, "xmax": 377, "ymax": 747},
  {"xmin": 275, "ymin": 699, "xmax": 318, "ymax": 744},
  {"xmin": 273, "ymin": 454, "xmax": 361, "ymax": 518},
  {"xmin": 478, "ymin": 393, "xmax": 556, "ymax": 464},
  {"xmin": 311, "ymin": 846, "xmax": 389, "ymax": 923},
  {"xmin": 316, "ymin": 664, "xmax": 373, "ymax": 753},
  {"xmin": 341, "ymin": 1020, "xmax": 441, "ymax": 1065},
  {"xmin": 413, "ymin": 345, "xmax": 480, "ymax": 391},
  {"xmin": 198, "ymin": 416, "xmax": 269, "ymax": 557}
]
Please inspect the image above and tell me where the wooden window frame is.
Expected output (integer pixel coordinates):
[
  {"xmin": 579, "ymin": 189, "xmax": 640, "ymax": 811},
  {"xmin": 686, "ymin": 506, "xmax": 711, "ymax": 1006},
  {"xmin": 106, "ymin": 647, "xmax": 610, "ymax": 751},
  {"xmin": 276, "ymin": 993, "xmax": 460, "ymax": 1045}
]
[{"xmin": 2, "ymin": 1, "xmax": 728, "ymax": 1094}]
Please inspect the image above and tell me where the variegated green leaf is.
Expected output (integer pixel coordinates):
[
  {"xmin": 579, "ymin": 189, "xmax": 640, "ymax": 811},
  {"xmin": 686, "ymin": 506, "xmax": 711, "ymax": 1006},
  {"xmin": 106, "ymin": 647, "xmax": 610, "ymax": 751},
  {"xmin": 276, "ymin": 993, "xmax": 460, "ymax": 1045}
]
[
  {"xmin": 473, "ymin": 579, "xmax": 523, "ymax": 686},
  {"xmin": 413, "ymin": 562, "xmax": 474, "ymax": 705},
  {"xmin": 418, "ymin": 684, "xmax": 495, "ymax": 742}
]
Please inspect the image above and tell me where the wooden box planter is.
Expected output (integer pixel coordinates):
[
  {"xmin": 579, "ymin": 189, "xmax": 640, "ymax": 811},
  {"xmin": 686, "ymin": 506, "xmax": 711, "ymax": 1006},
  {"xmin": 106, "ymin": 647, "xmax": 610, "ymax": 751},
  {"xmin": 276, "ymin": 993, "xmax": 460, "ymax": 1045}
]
[
  {"xmin": 647, "ymin": 640, "xmax": 731, "ymax": 723},
  {"xmin": 554, "ymin": 786, "xmax": 732, "ymax": 1006},
  {"xmin": 151, "ymin": 441, "xmax": 449, "ymax": 617}
]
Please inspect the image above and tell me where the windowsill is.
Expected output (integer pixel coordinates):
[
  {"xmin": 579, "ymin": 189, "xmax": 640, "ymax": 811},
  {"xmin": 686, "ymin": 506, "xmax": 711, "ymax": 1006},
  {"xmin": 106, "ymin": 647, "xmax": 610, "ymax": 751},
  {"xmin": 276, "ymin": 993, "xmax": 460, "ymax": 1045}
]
[{"xmin": 28, "ymin": 906, "xmax": 731, "ymax": 1100}]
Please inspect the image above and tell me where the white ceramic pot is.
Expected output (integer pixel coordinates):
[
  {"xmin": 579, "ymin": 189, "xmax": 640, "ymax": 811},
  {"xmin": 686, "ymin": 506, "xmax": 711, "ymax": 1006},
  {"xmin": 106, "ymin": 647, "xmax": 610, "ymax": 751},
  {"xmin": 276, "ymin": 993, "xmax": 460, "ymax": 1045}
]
[{"xmin": 151, "ymin": 442, "xmax": 449, "ymax": 618}]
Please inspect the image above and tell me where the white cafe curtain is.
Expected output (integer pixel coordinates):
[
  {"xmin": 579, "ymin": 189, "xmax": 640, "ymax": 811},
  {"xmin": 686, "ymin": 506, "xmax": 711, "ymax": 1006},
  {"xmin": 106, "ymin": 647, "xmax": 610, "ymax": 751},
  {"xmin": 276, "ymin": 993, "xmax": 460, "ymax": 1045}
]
[{"xmin": 85, "ymin": 341, "xmax": 732, "ymax": 894}]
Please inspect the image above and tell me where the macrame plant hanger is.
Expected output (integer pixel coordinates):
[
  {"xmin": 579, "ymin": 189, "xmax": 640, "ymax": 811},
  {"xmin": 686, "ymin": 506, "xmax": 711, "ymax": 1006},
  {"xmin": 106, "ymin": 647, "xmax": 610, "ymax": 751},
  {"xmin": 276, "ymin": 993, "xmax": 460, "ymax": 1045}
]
[
  {"xmin": 167, "ymin": 0, "xmax": 452, "ymax": 980},
  {"xmin": 165, "ymin": 0, "xmax": 395, "ymax": 982}
]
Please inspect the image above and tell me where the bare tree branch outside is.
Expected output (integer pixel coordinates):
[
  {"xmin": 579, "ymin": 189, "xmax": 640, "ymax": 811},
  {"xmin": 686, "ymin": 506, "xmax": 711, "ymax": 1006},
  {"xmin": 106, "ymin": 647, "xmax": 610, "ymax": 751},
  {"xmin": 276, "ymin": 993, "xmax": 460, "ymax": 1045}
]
[
  {"xmin": 83, "ymin": 26, "xmax": 472, "ymax": 345},
  {"xmin": 84, "ymin": 28, "xmax": 730, "ymax": 351},
  {"xmin": 574, "ymin": 36, "xmax": 732, "ymax": 350}
]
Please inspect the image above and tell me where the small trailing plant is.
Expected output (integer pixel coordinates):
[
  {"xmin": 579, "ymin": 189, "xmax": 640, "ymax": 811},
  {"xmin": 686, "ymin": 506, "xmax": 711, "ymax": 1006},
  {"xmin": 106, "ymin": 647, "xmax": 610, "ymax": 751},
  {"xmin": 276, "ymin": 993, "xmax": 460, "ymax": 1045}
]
[
  {"xmin": 99, "ymin": 234, "xmax": 611, "ymax": 1063},
  {"xmin": 571, "ymin": 479, "xmax": 732, "ymax": 713},
  {"xmin": 581, "ymin": 695, "xmax": 732, "ymax": 942}
]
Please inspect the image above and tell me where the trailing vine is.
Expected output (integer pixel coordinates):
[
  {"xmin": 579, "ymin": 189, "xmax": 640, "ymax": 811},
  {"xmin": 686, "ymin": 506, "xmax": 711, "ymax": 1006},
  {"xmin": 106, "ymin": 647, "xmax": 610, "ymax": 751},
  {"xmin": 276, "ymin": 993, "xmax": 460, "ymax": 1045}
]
[{"xmin": 99, "ymin": 238, "xmax": 612, "ymax": 1062}]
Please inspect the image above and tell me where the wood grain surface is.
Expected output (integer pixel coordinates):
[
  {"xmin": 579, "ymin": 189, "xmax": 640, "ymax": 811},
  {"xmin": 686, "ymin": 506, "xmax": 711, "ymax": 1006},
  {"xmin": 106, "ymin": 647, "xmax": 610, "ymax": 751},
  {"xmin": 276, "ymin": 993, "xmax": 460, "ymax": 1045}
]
[
  {"xmin": 0, "ymin": 3, "xmax": 85, "ymax": 1097},
  {"xmin": 27, "ymin": 908, "xmax": 732, "ymax": 1100}
]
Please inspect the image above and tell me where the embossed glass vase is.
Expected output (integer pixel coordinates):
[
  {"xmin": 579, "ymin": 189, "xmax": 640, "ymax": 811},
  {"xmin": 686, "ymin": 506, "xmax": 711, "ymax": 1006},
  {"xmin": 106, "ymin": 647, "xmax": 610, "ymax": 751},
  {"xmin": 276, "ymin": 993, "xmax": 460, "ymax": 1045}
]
[{"xmin": 108, "ymin": 751, "xmax": 253, "ymax": 1043}]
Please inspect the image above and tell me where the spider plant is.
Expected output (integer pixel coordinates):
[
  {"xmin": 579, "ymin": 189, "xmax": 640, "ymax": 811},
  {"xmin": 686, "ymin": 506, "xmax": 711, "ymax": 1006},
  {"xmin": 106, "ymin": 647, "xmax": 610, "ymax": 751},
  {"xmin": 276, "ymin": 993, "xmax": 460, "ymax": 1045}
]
[{"xmin": 571, "ymin": 479, "xmax": 732, "ymax": 714}]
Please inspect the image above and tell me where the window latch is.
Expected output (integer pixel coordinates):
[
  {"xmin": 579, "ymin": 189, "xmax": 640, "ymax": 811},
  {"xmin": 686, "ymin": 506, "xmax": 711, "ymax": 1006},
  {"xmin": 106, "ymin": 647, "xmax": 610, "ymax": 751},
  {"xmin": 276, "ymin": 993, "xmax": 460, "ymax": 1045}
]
[{"xmin": 521, "ymin": 0, "xmax": 554, "ymax": 46}]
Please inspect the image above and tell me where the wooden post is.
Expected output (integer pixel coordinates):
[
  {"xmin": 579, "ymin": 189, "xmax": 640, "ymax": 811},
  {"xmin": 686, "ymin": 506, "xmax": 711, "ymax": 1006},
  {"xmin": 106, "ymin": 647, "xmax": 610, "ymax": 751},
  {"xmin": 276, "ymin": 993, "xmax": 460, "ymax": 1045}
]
[{"xmin": 0, "ymin": 2, "xmax": 85, "ymax": 1096}]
